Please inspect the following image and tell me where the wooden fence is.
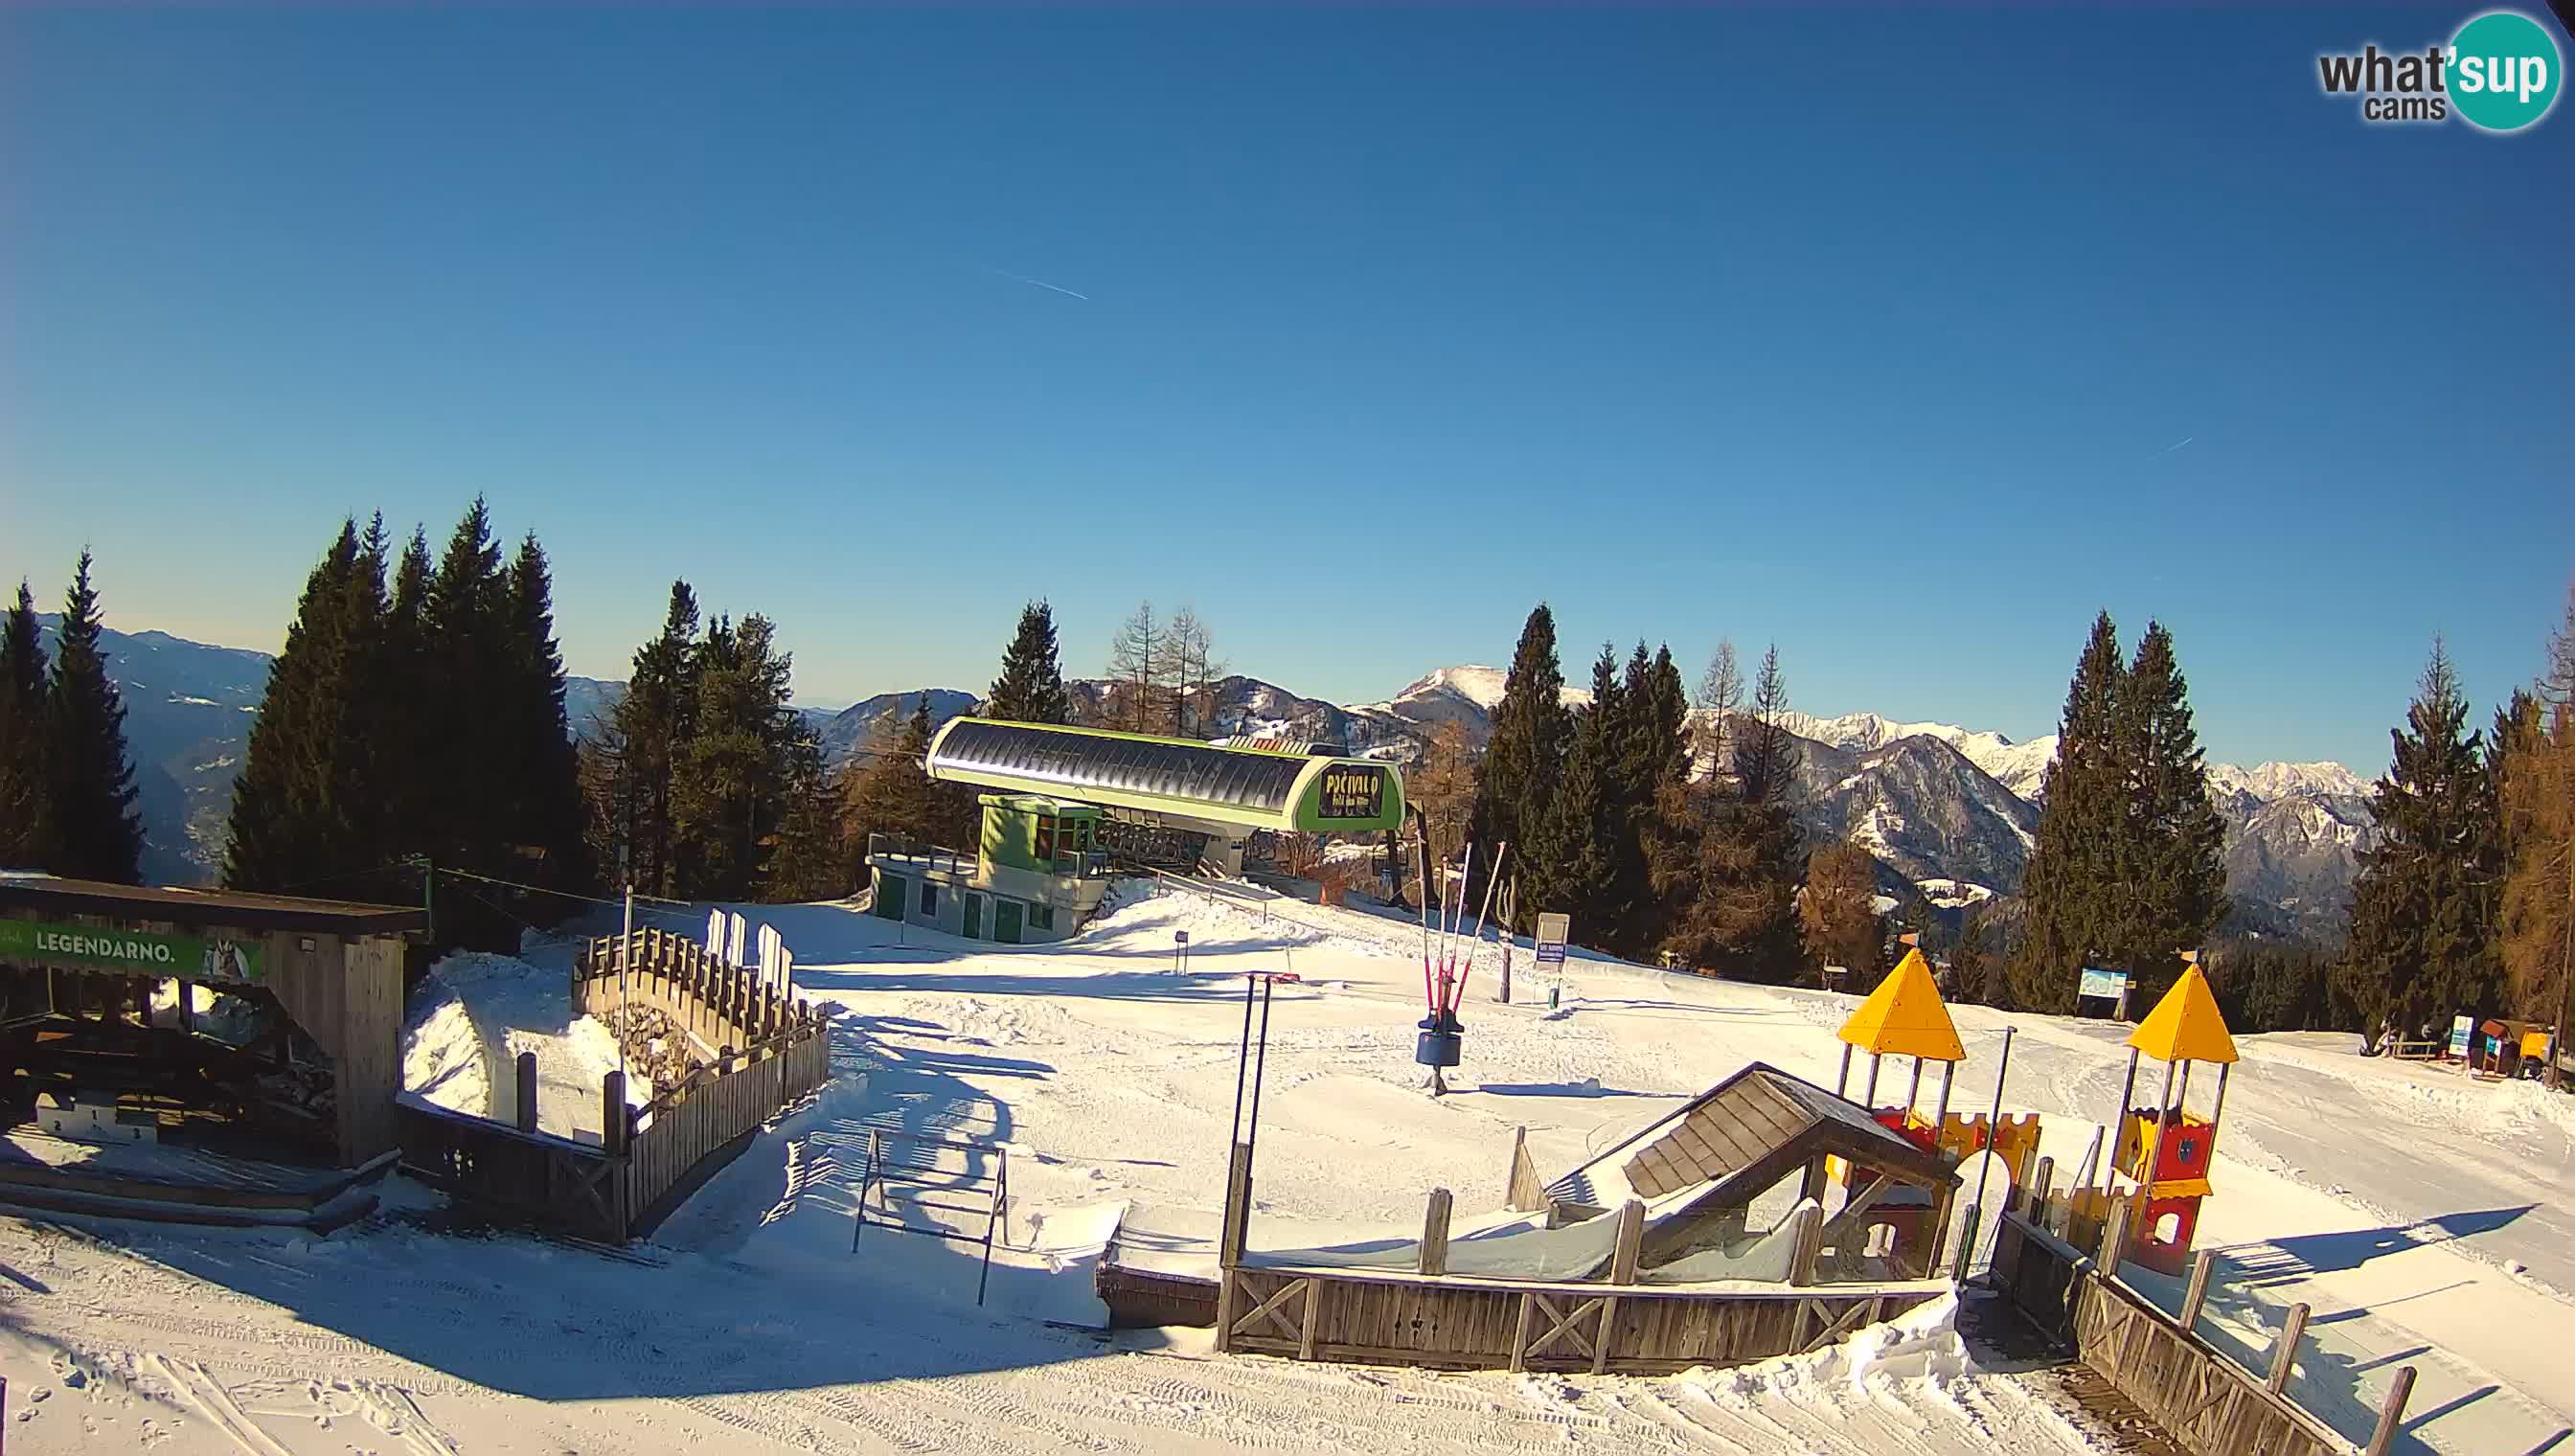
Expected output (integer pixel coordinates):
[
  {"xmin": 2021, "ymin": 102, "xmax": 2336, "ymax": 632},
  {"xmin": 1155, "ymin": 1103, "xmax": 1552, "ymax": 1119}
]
[
  {"xmin": 572, "ymin": 926, "xmax": 814, "ymax": 1056},
  {"xmin": 1216, "ymin": 1263, "xmax": 1943, "ymax": 1375},
  {"xmin": 396, "ymin": 928, "xmax": 832, "ymax": 1242},
  {"xmin": 1992, "ymin": 1206, "xmax": 2387, "ymax": 1456}
]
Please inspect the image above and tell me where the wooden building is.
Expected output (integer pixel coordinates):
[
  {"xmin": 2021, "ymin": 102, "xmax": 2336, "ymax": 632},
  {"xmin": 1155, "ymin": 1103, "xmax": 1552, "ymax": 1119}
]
[{"xmin": 0, "ymin": 876, "xmax": 421, "ymax": 1170}]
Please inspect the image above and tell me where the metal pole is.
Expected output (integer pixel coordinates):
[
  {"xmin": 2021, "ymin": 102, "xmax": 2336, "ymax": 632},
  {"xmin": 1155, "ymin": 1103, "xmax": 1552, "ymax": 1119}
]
[
  {"xmin": 1835, "ymin": 1042, "xmax": 1854, "ymax": 1098},
  {"xmin": 619, "ymin": 884, "xmax": 634, "ymax": 1083},
  {"xmin": 1904, "ymin": 1055, "xmax": 1926, "ymax": 1118},
  {"xmin": 2206, "ymin": 1061, "xmax": 2232, "ymax": 1147},
  {"xmin": 1965, "ymin": 1026, "xmax": 2015, "ymax": 1271},
  {"xmin": 1933, "ymin": 1057, "xmax": 1956, "ymax": 1129},
  {"xmin": 2109, "ymin": 1049, "xmax": 2141, "ymax": 1177},
  {"xmin": 1861, "ymin": 1053, "xmax": 1881, "ymax": 1106},
  {"xmin": 1229, "ymin": 975, "xmax": 1256, "ymax": 1138}
]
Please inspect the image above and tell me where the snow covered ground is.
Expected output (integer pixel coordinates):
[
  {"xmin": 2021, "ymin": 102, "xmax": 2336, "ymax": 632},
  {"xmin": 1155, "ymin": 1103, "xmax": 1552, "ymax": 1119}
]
[{"xmin": 0, "ymin": 879, "xmax": 2565, "ymax": 1455}]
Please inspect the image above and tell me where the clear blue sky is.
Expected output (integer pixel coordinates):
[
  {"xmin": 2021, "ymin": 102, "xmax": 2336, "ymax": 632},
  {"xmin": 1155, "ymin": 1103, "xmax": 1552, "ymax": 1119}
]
[{"xmin": 4, "ymin": 6, "xmax": 2568, "ymax": 770}]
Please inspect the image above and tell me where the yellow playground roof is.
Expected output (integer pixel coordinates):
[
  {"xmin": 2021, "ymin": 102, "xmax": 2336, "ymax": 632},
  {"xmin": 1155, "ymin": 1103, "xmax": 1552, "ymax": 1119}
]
[
  {"xmin": 2128, "ymin": 962, "xmax": 2239, "ymax": 1065},
  {"xmin": 1838, "ymin": 948, "xmax": 1965, "ymax": 1061}
]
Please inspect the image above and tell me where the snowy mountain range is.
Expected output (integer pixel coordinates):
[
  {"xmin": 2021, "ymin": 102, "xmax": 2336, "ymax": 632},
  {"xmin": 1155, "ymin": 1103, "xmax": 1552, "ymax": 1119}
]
[{"xmin": 45, "ymin": 626, "xmax": 2377, "ymax": 939}]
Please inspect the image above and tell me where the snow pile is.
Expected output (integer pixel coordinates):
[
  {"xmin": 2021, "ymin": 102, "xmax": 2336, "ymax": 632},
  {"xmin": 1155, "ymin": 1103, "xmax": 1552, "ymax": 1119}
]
[
  {"xmin": 1695, "ymin": 1292, "xmax": 1971, "ymax": 1397},
  {"xmin": 402, "ymin": 993, "xmax": 492, "ymax": 1116}
]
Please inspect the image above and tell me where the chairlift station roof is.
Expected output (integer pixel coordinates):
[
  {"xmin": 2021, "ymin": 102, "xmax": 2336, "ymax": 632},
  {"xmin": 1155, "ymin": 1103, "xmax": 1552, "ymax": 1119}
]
[{"xmin": 924, "ymin": 719, "xmax": 1405, "ymax": 834}]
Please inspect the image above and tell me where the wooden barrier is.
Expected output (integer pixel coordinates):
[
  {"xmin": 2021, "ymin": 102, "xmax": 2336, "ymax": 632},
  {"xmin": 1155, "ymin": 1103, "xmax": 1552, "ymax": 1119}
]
[
  {"xmin": 1218, "ymin": 1263, "xmax": 1943, "ymax": 1375},
  {"xmin": 394, "ymin": 1097, "xmax": 628, "ymax": 1243},
  {"xmin": 1992, "ymin": 1209, "xmax": 2350, "ymax": 1456},
  {"xmin": 399, "ymin": 928, "xmax": 832, "ymax": 1243}
]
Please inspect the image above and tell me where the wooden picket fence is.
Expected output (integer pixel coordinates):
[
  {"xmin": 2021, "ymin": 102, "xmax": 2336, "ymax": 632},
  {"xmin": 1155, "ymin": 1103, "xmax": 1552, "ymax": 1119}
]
[
  {"xmin": 1992, "ymin": 1200, "xmax": 2393, "ymax": 1456},
  {"xmin": 396, "ymin": 928, "xmax": 832, "ymax": 1242}
]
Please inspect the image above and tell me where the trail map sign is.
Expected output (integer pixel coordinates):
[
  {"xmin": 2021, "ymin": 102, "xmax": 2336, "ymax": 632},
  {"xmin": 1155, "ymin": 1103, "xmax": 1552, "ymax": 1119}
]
[
  {"xmin": 1535, "ymin": 913, "xmax": 1569, "ymax": 967},
  {"xmin": 0, "ymin": 919, "xmax": 262, "ymax": 984},
  {"xmin": 2077, "ymin": 967, "xmax": 2129, "ymax": 1002},
  {"xmin": 2448, "ymin": 1013, "xmax": 2474, "ymax": 1059}
]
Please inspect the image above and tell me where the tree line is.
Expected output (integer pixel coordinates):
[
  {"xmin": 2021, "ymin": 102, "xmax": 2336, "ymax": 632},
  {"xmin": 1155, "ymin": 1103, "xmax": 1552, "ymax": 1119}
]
[
  {"xmin": 2330, "ymin": 586, "xmax": 2575, "ymax": 1052},
  {"xmin": 217, "ymin": 502, "xmax": 590, "ymax": 951},
  {"xmin": 1430, "ymin": 605, "xmax": 1826, "ymax": 981},
  {"xmin": 0, "ymin": 554, "xmax": 148, "ymax": 882}
]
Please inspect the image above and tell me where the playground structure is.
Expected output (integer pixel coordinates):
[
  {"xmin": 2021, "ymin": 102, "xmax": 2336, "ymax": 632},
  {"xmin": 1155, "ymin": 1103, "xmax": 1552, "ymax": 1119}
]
[
  {"xmin": 2102, "ymin": 954, "xmax": 2236, "ymax": 1276},
  {"xmin": 1829, "ymin": 947, "xmax": 2041, "ymax": 1273}
]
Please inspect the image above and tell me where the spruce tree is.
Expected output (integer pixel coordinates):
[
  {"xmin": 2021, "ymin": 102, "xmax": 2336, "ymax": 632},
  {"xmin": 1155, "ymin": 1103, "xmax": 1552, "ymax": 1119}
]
[
  {"xmin": 225, "ymin": 520, "xmax": 382, "ymax": 892},
  {"xmin": 2008, "ymin": 612, "xmax": 2128, "ymax": 1012},
  {"xmin": 2336, "ymin": 643, "xmax": 2505, "ymax": 1042},
  {"xmin": 2107, "ymin": 622, "xmax": 2229, "ymax": 1008},
  {"xmin": 503, "ymin": 532, "xmax": 592, "ymax": 896},
  {"xmin": 672, "ymin": 613, "xmax": 800, "ymax": 899},
  {"xmin": 988, "ymin": 600, "xmax": 1071, "ymax": 724},
  {"xmin": 0, "ymin": 582, "xmax": 55, "ymax": 868},
  {"xmin": 43, "ymin": 552, "xmax": 146, "ymax": 882},
  {"xmin": 1467, "ymin": 603, "xmax": 1571, "ymax": 927},
  {"xmin": 1800, "ymin": 840, "xmax": 1886, "ymax": 982},
  {"xmin": 1528, "ymin": 646, "xmax": 1624, "ymax": 936},
  {"xmin": 841, "ymin": 693, "xmax": 949, "ymax": 863},
  {"xmin": 608, "ymin": 581, "xmax": 703, "ymax": 896}
]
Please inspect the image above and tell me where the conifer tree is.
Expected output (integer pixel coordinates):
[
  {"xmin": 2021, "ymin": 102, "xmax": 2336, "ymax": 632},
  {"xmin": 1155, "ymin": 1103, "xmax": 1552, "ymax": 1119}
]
[
  {"xmin": 988, "ymin": 600, "xmax": 1071, "ymax": 724},
  {"xmin": 2336, "ymin": 643, "xmax": 2505, "ymax": 1042},
  {"xmin": 1466, "ymin": 604, "xmax": 1571, "ymax": 926},
  {"xmin": 1626, "ymin": 644, "xmax": 1694, "ymax": 954},
  {"xmin": 43, "ymin": 552, "xmax": 146, "ymax": 882},
  {"xmin": 1800, "ymin": 840, "xmax": 1887, "ymax": 983},
  {"xmin": 225, "ymin": 520, "xmax": 384, "ymax": 892},
  {"xmin": 761, "ymin": 731, "xmax": 847, "ymax": 901},
  {"xmin": 502, "ymin": 532, "xmax": 592, "ymax": 895},
  {"xmin": 841, "ymin": 693, "xmax": 949, "ymax": 865},
  {"xmin": 608, "ymin": 581, "xmax": 703, "ymax": 896},
  {"xmin": 672, "ymin": 614, "xmax": 799, "ymax": 899},
  {"xmin": 1529, "ymin": 646, "xmax": 1624, "ymax": 935},
  {"xmin": 2107, "ymin": 622, "xmax": 2229, "ymax": 1008},
  {"xmin": 2008, "ymin": 612, "xmax": 2128, "ymax": 1012},
  {"xmin": 0, "ymin": 581, "xmax": 55, "ymax": 868},
  {"xmin": 1660, "ymin": 645, "xmax": 1803, "ymax": 980},
  {"xmin": 1950, "ymin": 903, "xmax": 2006, "ymax": 1006}
]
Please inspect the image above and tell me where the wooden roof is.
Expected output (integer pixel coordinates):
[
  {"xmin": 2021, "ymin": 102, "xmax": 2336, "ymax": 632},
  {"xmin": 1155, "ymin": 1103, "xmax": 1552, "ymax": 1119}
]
[
  {"xmin": 0, "ymin": 875, "xmax": 425, "ymax": 937},
  {"xmin": 1614, "ymin": 1062, "xmax": 1957, "ymax": 1203}
]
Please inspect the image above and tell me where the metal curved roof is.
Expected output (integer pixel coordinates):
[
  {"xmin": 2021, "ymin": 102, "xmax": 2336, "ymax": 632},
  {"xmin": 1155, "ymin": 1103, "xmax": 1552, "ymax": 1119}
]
[{"xmin": 929, "ymin": 719, "xmax": 1312, "ymax": 818}]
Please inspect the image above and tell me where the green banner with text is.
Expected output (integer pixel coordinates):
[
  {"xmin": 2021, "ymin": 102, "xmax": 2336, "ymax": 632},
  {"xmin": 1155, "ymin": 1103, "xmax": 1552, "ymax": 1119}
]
[{"xmin": 0, "ymin": 918, "xmax": 263, "ymax": 983}]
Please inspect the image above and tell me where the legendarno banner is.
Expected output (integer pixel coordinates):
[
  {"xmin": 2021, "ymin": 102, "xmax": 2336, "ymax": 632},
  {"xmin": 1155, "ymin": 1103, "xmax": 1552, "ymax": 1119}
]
[{"xmin": 0, "ymin": 919, "xmax": 263, "ymax": 983}]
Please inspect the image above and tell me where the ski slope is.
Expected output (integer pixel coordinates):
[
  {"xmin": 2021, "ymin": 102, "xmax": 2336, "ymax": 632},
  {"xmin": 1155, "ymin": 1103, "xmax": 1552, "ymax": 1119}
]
[{"xmin": 0, "ymin": 879, "xmax": 2564, "ymax": 1455}]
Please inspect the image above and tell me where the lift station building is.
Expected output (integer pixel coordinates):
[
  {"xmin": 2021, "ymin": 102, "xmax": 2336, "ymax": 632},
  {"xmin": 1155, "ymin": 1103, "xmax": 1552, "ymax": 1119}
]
[{"xmin": 865, "ymin": 719, "xmax": 1406, "ymax": 944}]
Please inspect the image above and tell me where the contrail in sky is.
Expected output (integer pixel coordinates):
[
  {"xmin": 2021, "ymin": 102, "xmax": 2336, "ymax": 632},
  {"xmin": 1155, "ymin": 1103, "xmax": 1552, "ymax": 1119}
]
[
  {"xmin": 989, "ymin": 266, "xmax": 1089, "ymax": 301},
  {"xmin": 2159, "ymin": 436, "xmax": 2195, "ymax": 454}
]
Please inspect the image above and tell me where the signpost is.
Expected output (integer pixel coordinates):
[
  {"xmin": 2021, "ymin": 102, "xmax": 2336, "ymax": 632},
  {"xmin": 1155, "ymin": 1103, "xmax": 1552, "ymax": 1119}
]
[
  {"xmin": 0, "ymin": 919, "xmax": 262, "ymax": 984},
  {"xmin": 2448, "ymin": 1012, "xmax": 2474, "ymax": 1061},
  {"xmin": 1535, "ymin": 912, "xmax": 1569, "ymax": 1010},
  {"xmin": 2076, "ymin": 966, "xmax": 2132, "ymax": 1020},
  {"xmin": 1174, "ymin": 929, "xmax": 1191, "ymax": 976}
]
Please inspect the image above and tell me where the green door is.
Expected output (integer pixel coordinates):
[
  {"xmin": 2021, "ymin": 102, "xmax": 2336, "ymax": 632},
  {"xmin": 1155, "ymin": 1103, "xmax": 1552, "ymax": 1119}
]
[
  {"xmin": 995, "ymin": 899, "xmax": 1023, "ymax": 944},
  {"xmin": 963, "ymin": 894, "xmax": 984, "ymax": 940},
  {"xmin": 875, "ymin": 873, "xmax": 906, "ymax": 920}
]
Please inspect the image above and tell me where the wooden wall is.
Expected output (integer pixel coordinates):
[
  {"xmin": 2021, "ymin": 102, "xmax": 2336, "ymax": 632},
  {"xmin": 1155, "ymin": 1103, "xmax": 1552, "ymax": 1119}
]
[{"xmin": 0, "ymin": 910, "xmax": 406, "ymax": 1169}]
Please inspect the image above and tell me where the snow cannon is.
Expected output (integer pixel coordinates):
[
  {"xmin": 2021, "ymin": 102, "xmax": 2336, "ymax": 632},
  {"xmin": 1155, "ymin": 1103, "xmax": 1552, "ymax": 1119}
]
[{"xmin": 2106, "ymin": 953, "xmax": 2238, "ymax": 1277}]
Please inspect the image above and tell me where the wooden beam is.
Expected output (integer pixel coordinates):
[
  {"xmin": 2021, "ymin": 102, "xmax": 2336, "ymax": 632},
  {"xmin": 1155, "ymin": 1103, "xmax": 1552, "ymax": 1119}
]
[
  {"xmin": 1790, "ymin": 1198, "xmax": 1827, "ymax": 1287},
  {"xmin": 1508, "ymin": 1290, "xmax": 1537, "ymax": 1374},
  {"xmin": 1298, "ymin": 1276, "xmax": 1322, "ymax": 1360},
  {"xmin": 2178, "ymin": 1248, "xmax": 2217, "ymax": 1331},
  {"xmin": 1609, "ymin": 1199, "xmax": 1645, "ymax": 1285},
  {"xmin": 516, "ymin": 1052, "xmax": 540, "ymax": 1134},
  {"xmin": 2266, "ymin": 1303, "xmax": 2311, "ymax": 1395},
  {"xmin": 1590, "ymin": 1295, "xmax": 1620, "ymax": 1375},
  {"xmin": 2363, "ymin": 1365, "xmax": 2416, "ymax": 1456},
  {"xmin": 1419, "ymin": 1188, "xmax": 1453, "ymax": 1276}
]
